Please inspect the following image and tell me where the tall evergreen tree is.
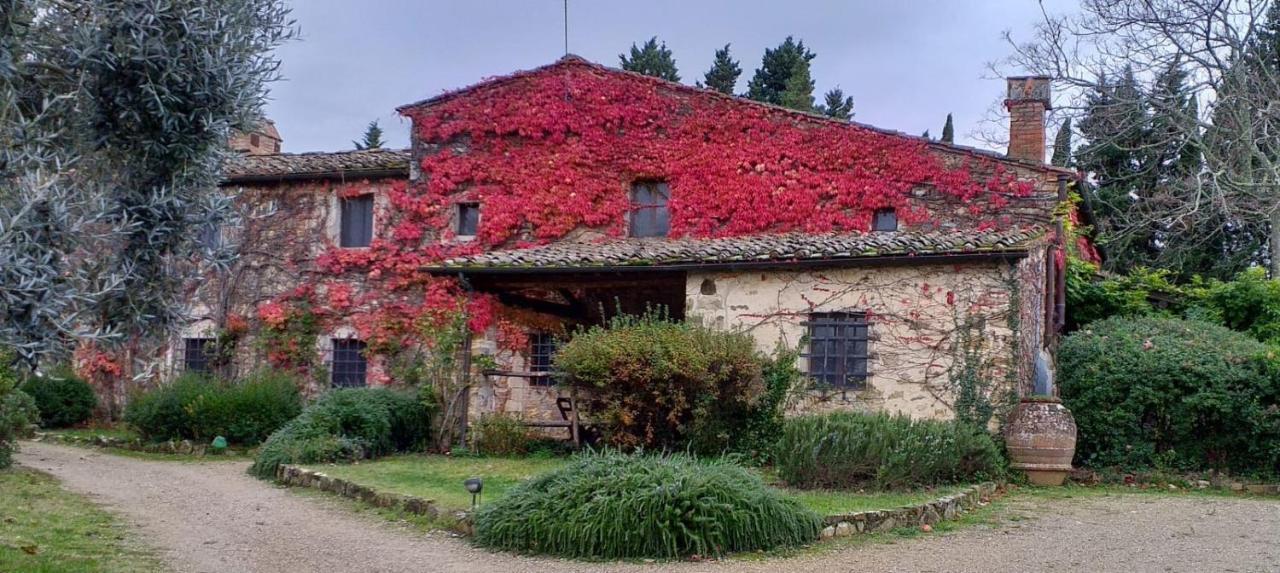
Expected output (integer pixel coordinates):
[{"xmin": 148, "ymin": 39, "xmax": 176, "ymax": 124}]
[
  {"xmin": 746, "ymin": 36, "xmax": 816, "ymax": 105},
  {"xmin": 702, "ymin": 44, "xmax": 741, "ymax": 95},
  {"xmin": 940, "ymin": 113, "xmax": 955, "ymax": 143},
  {"xmin": 353, "ymin": 120, "xmax": 384, "ymax": 150},
  {"xmin": 619, "ymin": 37, "xmax": 680, "ymax": 82},
  {"xmin": 921, "ymin": 130, "xmax": 931, "ymax": 139},
  {"xmin": 1050, "ymin": 117, "xmax": 1073, "ymax": 167},
  {"xmin": 819, "ymin": 88, "xmax": 854, "ymax": 120},
  {"xmin": 779, "ymin": 58, "xmax": 815, "ymax": 112}
]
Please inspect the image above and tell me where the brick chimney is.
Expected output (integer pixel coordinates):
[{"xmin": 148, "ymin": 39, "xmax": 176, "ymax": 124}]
[
  {"xmin": 229, "ymin": 119, "xmax": 283, "ymax": 155},
  {"xmin": 1005, "ymin": 76, "xmax": 1051, "ymax": 163}
]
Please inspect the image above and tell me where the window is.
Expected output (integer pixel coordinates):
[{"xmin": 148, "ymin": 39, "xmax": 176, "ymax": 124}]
[
  {"xmin": 457, "ymin": 202, "xmax": 480, "ymax": 236},
  {"xmin": 804, "ymin": 312, "xmax": 869, "ymax": 389},
  {"xmin": 197, "ymin": 223, "xmax": 221, "ymax": 251},
  {"xmin": 629, "ymin": 181, "xmax": 670, "ymax": 238},
  {"xmin": 332, "ymin": 339, "xmax": 368, "ymax": 388},
  {"xmin": 250, "ymin": 133, "xmax": 260, "ymax": 147},
  {"xmin": 872, "ymin": 208, "xmax": 898, "ymax": 232},
  {"xmin": 528, "ymin": 332, "xmax": 559, "ymax": 387},
  {"xmin": 339, "ymin": 194, "xmax": 374, "ymax": 248},
  {"xmin": 183, "ymin": 338, "xmax": 214, "ymax": 374}
]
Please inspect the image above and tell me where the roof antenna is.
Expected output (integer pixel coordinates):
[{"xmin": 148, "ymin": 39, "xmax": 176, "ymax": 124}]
[{"xmin": 563, "ymin": 0, "xmax": 570, "ymax": 56}]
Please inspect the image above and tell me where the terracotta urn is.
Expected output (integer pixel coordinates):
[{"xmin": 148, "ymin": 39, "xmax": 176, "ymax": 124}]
[{"xmin": 1005, "ymin": 396, "xmax": 1077, "ymax": 486}]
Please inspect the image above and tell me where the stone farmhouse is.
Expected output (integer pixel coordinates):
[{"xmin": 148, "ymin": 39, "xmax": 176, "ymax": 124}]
[{"xmin": 168, "ymin": 56, "xmax": 1075, "ymax": 431}]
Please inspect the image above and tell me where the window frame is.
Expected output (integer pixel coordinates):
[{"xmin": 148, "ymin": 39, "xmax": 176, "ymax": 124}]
[
  {"xmin": 527, "ymin": 332, "xmax": 559, "ymax": 387},
  {"xmin": 628, "ymin": 181, "xmax": 671, "ymax": 238},
  {"xmin": 802, "ymin": 312, "xmax": 870, "ymax": 389},
  {"xmin": 182, "ymin": 337, "xmax": 214, "ymax": 374},
  {"xmin": 872, "ymin": 208, "xmax": 898, "ymax": 232},
  {"xmin": 331, "ymin": 338, "xmax": 368, "ymax": 388},
  {"xmin": 457, "ymin": 202, "xmax": 481, "ymax": 237},
  {"xmin": 339, "ymin": 194, "xmax": 374, "ymax": 248}
]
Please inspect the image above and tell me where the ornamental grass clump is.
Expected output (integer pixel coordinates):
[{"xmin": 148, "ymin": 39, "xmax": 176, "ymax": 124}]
[
  {"xmin": 774, "ymin": 411, "xmax": 1002, "ymax": 490},
  {"xmin": 472, "ymin": 451, "xmax": 821, "ymax": 559}
]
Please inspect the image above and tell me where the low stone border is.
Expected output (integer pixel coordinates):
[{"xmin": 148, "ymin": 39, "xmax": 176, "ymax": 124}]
[
  {"xmin": 275, "ymin": 464, "xmax": 472, "ymax": 534},
  {"xmin": 818, "ymin": 482, "xmax": 1001, "ymax": 540},
  {"xmin": 34, "ymin": 432, "xmax": 244, "ymax": 456}
]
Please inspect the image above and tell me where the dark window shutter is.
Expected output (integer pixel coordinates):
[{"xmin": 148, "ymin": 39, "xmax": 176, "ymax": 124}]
[
  {"xmin": 331, "ymin": 339, "xmax": 368, "ymax": 387},
  {"xmin": 183, "ymin": 338, "xmax": 214, "ymax": 374},
  {"xmin": 629, "ymin": 181, "xmax": 670, "ymax": 238},
  {"xmin": 872, "ymin": 208, "xmax": 898, "ymax": 231},
  {"xmin": 458, "ymin": 203, "xmax": 480, "ymax": 236},
  {"xmin": 340, "ymin": 195, "xmax": 374, "ymax": 247}
]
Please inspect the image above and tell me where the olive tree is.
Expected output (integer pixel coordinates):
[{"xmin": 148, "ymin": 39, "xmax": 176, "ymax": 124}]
[{"xmin": 0, "ymin": 0, "xmax": 293, "ymax": 367}]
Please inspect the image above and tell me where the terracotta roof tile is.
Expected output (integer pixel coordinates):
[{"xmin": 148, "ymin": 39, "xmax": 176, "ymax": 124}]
[
  {"xmin": 223, "ymin": 149, "xmax": 410, "ymax": 182},
  {"xmin": 436, "ymin": 228, "xmax": 1045, "ymax": 271}
]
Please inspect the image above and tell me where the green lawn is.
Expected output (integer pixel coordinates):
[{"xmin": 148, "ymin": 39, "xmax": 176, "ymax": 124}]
[
  {"xmin": 0, "ymin": 468, "xmax": 162, "ymax": 573},
  {"xmin": 304, "ymin": 454, "xmax": 568, "ymax": 511},
  {"xmin": 45, "ymin": 426, "xmax": 139, "ymax": 442},
  {"xmin": 305, "ymin": 453, "xmax": 968, "ymax": 516},
  {"xmin": 784, "ymin": 485, "xmax": 969, "ymax": 515}
]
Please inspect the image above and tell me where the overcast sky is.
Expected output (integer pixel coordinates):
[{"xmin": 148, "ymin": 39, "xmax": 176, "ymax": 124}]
[{"xmin": 265, "ymin": 0, "xmax": 1076, "ymax": 154}]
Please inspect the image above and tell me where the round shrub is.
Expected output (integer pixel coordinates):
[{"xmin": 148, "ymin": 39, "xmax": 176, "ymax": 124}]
[
  {"xmin": 123, "ymin": 369, "xmax": 302, "ymax": 446},
  {"xmin": 473, "ymin": 451, "xmax": 821, "ymax": 559},
  {"xmin": 470, "ymin": 413, "xmax": 530, "ymax": 456},
  {"xmin": 250, "ymin": 387, "xmax": 431, "ymax": 479},
  {"xmin": 553, "ymin": 313, "xmax": 768, "ymax": 453},
  {"xmin": 774, "ymin": 411, "xmax": 1003, "ymax": 490},
  {"xmin": 20, "ymin": 367, "xmax": 96, "ymax": 428},
  {"xmin": 1059, "ymin": 316, "xmax": 1280, "ymax": 473}
]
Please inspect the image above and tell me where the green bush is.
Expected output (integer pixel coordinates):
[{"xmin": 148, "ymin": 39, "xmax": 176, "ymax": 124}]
[
  {"xmin": 1059, "ymin": 316, "xmax": 1280, "ymax": 474},
  {"xmin": 124, "ymin": 369, "xmax": 302, "ymax": 446},
  {"xmin": 0, "ymin": 353, "xmax": 38, "ymax": 469},
  {"xmin": 470, "ymin": 414, "xmax": 530, "ymax": 456},
  {"xmin": 473, "ymin": 451, "xmax": 821, "ymax": 559},
  {"xmin": 20, "ymin": 366, "xmax": 96, "ymax": 428},
  {"xmin": 553, "ymin": 313, "xmax": 773, "ymax": 454},
  {"xmin": 249, "ymin": 387, "xmax": 430, "ymax": 479},
  {"xmin": 774, "ymin": 411, "xmax": 1003, "ymax": 490}
]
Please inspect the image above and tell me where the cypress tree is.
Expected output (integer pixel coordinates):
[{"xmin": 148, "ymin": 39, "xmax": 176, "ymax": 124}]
[
  {"xmin": 1050, "ymin": 117, "xmax": 1072, "ymax": 167},
  {"xmin": 779, "ymin": 58, "xmax": 815, "ymax": 112},
  {"xmin": 746, "ymin": 36, "xmax": 816, "ymax": 105},
  {"xmin": 702, "ymin": 44, "xmax": 741, "ymax": 95},
  {"xmin": 619, "ymin": 37, "xmax": 680, "ymax": 82},
  {"xmin": 819, "ymin": 88, "xmax": 854, "ymax": 120},
  {"xmin": 941, "ymin": 113, "xmax": 955, "ymax": 143},
  {"xmin": 353, "ymin": 120, "xmax": 385, "ymax": 150}
]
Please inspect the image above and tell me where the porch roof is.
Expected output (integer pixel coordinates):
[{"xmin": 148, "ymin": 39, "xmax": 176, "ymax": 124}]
[{"xmin": 432, "ymin": 227, "xmax": 1046, "ymax": 273}]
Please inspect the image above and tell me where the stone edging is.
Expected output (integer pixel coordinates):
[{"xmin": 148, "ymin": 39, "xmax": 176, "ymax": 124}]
[
  {"xmin": 275, "ymin": 464, "xmax": 472, "ymax": 534},
  {"xmin": 818, "ymin": 482, "xmax": 1001, "ymax": 540},
  {"xmin": 34, "ymin": 432, "xmax": 243, "ymax": 456}
]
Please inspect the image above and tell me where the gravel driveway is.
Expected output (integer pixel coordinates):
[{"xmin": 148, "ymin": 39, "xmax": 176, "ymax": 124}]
[{"xmin": 16, "ymin": 441, "xmax": 1280, "ymax": 573}]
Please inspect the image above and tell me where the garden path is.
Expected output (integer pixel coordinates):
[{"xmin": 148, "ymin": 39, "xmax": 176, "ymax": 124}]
[{"xmin": 16, "ymin": 441, "xmax": 1280, "ymax": 573}]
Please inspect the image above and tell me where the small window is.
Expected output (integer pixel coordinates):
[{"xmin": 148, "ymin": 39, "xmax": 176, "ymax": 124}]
[
  {"xmin": 457, "ymin": 202, "xmax": 480, "ymax": 236},
  {"xmin": 332, "ymin": 339, "xmax": 367, "ymax": 388},
  {"xmin": 272, "ymin": 141, "xmax": 280, "ymax": 153},
  {"xmin": 528, "ymin": 332, "xmax": 559, "ymax": 387},
  {"xmin": 197, "ymin": 223, "xmax": 221, "ymax": 251},
  {"xmin": 250, "ymin": 133, "xmax": 260, "ymax": 147},
  {"xmin": 183, "ymin": 338, "xmax": 214, "ymax": 374},
  {"xmin": 340, "ymin": 195, "xmax": 374, "ymax": 248},
  {"xmin": 872, "ymin": 208, "xmax": 898, "ymax": 232},
  {"xmin": 629, "ymin": 181, "xmax": 670, "ymax": 238},
  {"xmin": 804, "ymin": 312, "xmax": 869, "ymax": 389}
]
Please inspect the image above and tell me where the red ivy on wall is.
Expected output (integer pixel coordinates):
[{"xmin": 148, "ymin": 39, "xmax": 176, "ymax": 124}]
[{"xmin": 268, "ymin": 59, "xmax": 1047, "ymax": 365}]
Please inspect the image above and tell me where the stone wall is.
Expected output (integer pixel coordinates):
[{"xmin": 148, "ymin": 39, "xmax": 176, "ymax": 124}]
[{"xmin": 685, "ymin": 258, "xmax": 1035, "ymax": 420}]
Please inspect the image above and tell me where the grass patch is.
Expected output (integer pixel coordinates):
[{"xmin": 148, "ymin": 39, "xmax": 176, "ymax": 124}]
[
  {"xmin": 302, "ymin": 454, "xmax": 568, "ymax": 512},
  {"xmin": 785, "ymin": 485, "xmax": 970, "ymax": 515},
  {"xmin": 45, "ymin": 426, "xmax": 139, "ymax": 442},
  {"xmin": 0, "ymin": 468, "xmax": 162, "ymax": 573}
]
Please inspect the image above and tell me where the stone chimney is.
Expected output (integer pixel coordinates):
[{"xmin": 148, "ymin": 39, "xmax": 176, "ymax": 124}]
[
  {"xmin": 1005, "ymin": 76, "xmax": 1051, "ymax": 163},
  {"xmin": 229, "ymin": 119, "xmax": 282, "ymax": 155}
]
